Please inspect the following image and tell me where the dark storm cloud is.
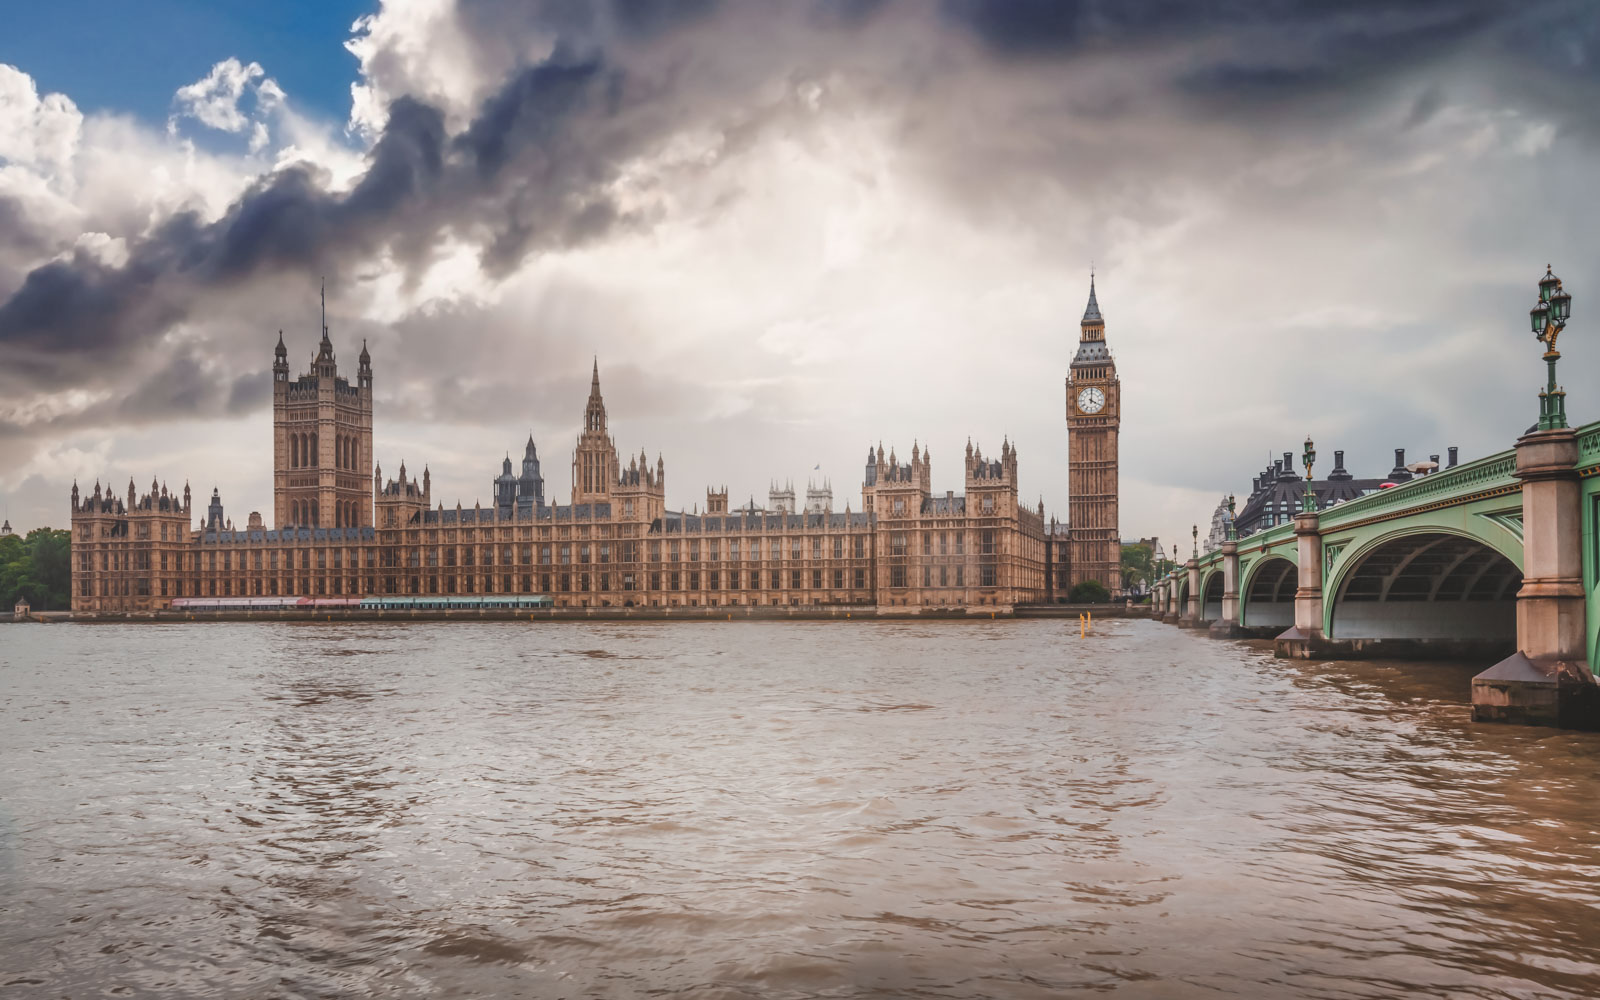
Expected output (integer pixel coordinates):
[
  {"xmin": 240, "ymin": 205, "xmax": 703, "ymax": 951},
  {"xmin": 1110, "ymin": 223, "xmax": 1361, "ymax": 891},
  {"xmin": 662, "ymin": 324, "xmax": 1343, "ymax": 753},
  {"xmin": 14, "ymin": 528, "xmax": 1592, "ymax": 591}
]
[
  {"xmin": 936, "ymin": 0, "xmax": 1600, "ymax": 125},
  {"xmin": 0, "ymin": 196, "xmax": 50, "ymax": 259},
  {"xmin": 0, "ymin": 56, "xmax": 614, "ymax": 384},
  {"xmin": 941, "ymin": 0, "xmax": 1506, "ymax": 58}
]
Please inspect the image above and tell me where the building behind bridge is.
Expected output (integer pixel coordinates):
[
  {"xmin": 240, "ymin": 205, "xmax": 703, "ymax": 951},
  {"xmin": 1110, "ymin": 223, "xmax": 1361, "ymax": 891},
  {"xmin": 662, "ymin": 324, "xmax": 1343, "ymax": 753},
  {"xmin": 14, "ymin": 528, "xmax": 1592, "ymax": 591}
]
[{"xmin": 1234, "ymin": 446, "xmax": 1460, "ymax": 537}]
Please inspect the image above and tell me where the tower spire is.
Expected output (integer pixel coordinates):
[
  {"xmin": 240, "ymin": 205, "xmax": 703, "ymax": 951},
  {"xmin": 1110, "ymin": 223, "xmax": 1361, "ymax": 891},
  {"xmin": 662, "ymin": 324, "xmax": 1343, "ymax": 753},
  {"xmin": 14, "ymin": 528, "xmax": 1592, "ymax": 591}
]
[{"xmin": 1081, "ymin": 272, "xmax": 1102, "ymax": 324}]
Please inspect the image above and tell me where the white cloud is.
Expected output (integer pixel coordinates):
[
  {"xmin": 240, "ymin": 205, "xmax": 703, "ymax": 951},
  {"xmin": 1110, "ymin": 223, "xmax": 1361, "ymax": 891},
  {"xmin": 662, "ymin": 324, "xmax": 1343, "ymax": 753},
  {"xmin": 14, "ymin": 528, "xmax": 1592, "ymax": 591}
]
[
  {"xmin": 345, "ymin": 0, "xmax": 516, "ymax": 138},
  {"xmin": 168, "ymin": 57, "xmax": 296, "ymax": 156},
  {"xmin": 171, "ymin": 57, "xmax": 267, "ymax": 133},
  {"xmin": 0, "ymin": 63, "xmax": 83, "ymax": 175}
]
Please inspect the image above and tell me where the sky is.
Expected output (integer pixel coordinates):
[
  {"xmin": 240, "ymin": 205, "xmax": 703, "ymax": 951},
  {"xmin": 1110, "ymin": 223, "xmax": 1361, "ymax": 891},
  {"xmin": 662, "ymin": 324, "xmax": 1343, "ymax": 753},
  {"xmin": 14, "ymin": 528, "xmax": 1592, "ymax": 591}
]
[{"xmin": 2, "ymin": 0, "xmax": 1597, "ymax": 559}]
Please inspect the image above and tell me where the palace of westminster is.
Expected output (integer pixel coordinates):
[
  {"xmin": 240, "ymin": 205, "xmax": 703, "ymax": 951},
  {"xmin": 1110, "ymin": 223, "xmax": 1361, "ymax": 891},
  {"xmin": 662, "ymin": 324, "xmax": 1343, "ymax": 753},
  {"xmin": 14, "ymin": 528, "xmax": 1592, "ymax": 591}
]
[{"xmin": 68, "ymin": 282, "xmax": 1123, "ymax": 613}]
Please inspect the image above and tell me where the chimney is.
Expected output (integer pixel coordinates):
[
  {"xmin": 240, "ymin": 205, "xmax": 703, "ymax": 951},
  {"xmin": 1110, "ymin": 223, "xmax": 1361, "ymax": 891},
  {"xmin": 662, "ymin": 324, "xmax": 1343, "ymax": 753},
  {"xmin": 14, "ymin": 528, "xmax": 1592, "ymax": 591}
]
[
  {"xmin": 1329, "ymin": 450, "xmax": 1352, "ymax": 482},
  {"xmin": 1389, "ymin": 448, "xmax": 1412, "ymax": 482},
  {"xmin": 1429, "ymin": 454, "xmax": 1440, "ymax": 475},
  {"xmin": 1448, "ymin": 446, "xmax": 1459, "ymax": 468}
]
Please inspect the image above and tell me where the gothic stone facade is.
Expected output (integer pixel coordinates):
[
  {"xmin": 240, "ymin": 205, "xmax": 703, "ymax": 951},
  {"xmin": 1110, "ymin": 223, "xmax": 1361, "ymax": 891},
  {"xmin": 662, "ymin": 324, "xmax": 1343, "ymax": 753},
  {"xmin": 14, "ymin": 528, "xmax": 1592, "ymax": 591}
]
[{"xmin": 70, "ymin": 317, "xmax": 1070, "ymax": 613}]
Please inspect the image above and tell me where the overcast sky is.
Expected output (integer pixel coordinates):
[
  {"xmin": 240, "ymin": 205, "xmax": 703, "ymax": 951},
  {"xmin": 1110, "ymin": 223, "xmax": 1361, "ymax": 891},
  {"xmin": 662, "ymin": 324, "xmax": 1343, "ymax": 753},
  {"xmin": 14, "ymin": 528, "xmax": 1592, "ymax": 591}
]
[{"xmin": 2, "ymin": 0, "xmax": 1596, "ymax": 555}]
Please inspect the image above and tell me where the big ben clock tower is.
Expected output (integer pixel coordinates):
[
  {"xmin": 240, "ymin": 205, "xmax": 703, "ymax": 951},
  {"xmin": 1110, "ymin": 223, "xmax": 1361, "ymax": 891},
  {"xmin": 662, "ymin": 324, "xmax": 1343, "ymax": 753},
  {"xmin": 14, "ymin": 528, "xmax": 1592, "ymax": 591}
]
[{"xmin": 1065, "ymin": 275, "xmax": 1122, "ymax": 592}]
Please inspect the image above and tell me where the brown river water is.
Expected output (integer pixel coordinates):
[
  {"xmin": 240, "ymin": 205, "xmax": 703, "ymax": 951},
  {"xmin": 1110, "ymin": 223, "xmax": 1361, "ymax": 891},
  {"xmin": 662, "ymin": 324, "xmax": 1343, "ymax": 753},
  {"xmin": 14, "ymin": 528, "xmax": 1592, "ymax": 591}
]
[{"xmin": 1, "ymin": 619, "xmax": 1597, "ymax": 999}]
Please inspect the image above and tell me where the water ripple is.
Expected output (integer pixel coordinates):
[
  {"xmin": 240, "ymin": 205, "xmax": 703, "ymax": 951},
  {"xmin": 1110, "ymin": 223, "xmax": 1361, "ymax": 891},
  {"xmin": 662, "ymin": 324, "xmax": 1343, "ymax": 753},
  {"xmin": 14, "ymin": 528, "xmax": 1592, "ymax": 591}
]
[{"xmin": 2, "ymin": 620, "xmax": 1598, "ymax": 998}]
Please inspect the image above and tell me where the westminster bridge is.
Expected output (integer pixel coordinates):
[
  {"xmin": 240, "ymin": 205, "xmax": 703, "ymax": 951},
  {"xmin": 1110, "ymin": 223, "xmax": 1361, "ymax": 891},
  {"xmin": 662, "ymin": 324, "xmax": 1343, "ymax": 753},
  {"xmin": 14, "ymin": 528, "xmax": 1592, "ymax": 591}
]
[{"xmin": 1152, "ymin": 417, "xmax": 1600, "ymax": 729}]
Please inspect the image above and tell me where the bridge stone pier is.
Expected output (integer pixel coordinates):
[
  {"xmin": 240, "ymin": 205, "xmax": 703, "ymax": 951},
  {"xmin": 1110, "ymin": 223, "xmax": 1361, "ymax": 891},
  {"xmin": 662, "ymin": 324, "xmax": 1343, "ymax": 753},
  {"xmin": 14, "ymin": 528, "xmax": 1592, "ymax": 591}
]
[
  {"xmin": 1472, "ymin": 428, "xmax": 1599, "ymax": 727},
  {"xmin": 1181, "ymin": 559, "xmax": 1202, "ymax": 627},
  {"xmin": 1207, "ymin": 541, "xmax": 1245, "ymax": 638},
  {"xmin": 1155, "ymin": 418, "xmax": 1600, "ymax": 729}
]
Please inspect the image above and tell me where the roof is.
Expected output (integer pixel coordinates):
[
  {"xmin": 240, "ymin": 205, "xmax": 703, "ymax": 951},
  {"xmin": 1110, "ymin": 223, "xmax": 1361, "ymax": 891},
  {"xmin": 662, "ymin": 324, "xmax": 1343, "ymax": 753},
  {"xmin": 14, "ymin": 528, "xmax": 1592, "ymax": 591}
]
[
  {"xmin": 1072, "ymin": 340, "xmax": 1112, "ymax": 364},
  {"xmin": 656, "ymin": 511, "xmax": 874, "ymax": 533},
  {"xmin": 1234, "ymin": 478, "xmax": 1386, "ymax": 537},
  {"xmin": 202, "ymin": 526, "xmax": 378, "ymax": 544},
  {"xmin": 1082, "ymin": 276, "xmax": 1102, "ymax": 323}
]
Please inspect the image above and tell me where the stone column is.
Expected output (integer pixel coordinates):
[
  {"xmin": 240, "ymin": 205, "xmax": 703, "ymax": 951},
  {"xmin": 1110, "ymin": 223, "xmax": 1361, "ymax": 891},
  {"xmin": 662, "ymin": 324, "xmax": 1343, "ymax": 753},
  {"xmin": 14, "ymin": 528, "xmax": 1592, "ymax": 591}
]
[
  {"xmin": 1209, "ymin": 540, "xmax": 1241, "ymax": 638},
  {"xmin": 1274, "ymin": 509, "xmax": 1324, "ymax": 658},
  {"xmin": 1183, "ymin": 559, "xmax": 1201, "ymax": 626},
  {"xmin": 1473, "ymin": 428, "xmax": 1596, "ymax": 728},
  {"xmin": 1293, "ymin": 510, "xmax": 1323, "ymax": 636}
]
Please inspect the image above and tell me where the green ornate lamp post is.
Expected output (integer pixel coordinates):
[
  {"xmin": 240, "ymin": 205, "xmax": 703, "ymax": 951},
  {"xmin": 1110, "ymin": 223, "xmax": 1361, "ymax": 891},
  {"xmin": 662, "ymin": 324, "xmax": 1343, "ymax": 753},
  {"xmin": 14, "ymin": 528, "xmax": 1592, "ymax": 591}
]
[
  {"xmin": 1301, "ymin": 436, "xmax": 1317, "ymax": 513},
  {"xmin": 1225, "ymin": 494, "xmax": 1237, "ymax": 541},
  {"xmin": 1191, "ymin": 524, "xmax": 1198, "ymax": 559},
  {"xmin": 1529, "ymin": 265, "xmax": 1574, "ymax": 430}
]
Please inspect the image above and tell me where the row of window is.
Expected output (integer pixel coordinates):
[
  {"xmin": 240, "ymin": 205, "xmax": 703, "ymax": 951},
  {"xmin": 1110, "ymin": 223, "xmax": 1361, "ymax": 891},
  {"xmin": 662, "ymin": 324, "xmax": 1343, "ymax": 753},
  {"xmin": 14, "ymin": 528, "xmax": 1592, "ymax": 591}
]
[
  {"xmin": 888, "ymin": 565, "xmax": 995, "ymax": 588},
  {"xmin": 88, "ymin": 566, "xmax": 884, "ymax": 599}
]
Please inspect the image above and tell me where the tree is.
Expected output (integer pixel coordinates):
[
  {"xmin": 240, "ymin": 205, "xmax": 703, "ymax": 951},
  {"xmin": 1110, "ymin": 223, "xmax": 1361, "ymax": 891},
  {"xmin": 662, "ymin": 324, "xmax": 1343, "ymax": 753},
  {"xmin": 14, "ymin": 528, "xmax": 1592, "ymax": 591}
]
[
  {"xmin": 1, "ymin": 528, "xmax": 72, "ymax": 611},
  {"xmin": 1120, "ymin": 543, "xmax": 1153, "ymax": 592},
  {"xmin": 1070, "ymin": 579, "xmax": 1110, "ymax": 604}
]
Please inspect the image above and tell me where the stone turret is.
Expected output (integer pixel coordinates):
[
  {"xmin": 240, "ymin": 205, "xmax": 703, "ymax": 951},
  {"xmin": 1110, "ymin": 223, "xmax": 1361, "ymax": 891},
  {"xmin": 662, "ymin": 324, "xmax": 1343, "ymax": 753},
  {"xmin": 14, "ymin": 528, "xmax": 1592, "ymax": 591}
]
[{"xmin": 375, "ymin": 460, "xmax": 430, "ymax": 528}]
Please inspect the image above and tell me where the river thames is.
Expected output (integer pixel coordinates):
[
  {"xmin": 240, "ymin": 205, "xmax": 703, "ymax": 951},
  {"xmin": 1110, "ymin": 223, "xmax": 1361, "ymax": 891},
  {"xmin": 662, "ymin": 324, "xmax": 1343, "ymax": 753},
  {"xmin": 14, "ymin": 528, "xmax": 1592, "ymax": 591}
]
[{"xmin": 1, "ymin": 619, "xmax": 1597, "ymax": 999}]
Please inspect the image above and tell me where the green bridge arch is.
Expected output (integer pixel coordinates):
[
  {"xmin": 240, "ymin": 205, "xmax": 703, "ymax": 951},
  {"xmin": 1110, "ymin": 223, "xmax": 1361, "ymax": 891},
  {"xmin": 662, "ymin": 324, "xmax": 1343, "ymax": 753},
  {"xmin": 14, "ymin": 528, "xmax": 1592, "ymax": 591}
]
[{"xmin": 1164, "ymin": 418, "xmax": 1599, "ymax": 677}]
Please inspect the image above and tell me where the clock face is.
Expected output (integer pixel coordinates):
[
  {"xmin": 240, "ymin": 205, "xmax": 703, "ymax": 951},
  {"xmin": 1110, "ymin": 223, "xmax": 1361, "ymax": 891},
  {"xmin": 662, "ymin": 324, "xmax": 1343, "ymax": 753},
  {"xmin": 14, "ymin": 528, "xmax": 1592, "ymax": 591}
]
[{"xmin": 1077, "ymin": 387, "xmax": 1106, "ymax": 414}]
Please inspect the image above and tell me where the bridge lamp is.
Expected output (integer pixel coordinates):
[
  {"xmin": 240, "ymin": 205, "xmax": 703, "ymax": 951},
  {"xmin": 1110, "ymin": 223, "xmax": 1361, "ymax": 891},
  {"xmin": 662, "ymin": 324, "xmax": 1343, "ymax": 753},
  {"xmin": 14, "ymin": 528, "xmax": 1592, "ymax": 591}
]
[
  {"xmin": 1192, "ymin": 524, "xmax": 1198, "ymax": 558},
  {"xmin": 1226, "ymin": 494, "xmax": 1237, "ymax": 541},
  {"xmin": 1301, "ymin": 437, "xmax": 1317, "ymax": 513},
  {"xmin": 1529, "ymin": 265, "xmax": 1573, "ymax": 431}
]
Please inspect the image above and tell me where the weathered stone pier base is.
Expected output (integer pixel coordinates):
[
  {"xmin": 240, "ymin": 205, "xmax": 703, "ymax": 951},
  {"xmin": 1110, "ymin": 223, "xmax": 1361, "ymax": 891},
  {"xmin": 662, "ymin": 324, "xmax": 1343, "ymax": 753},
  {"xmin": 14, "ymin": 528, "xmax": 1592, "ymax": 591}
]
[
  {"xmin": 1472, "ymin": 654, "xmax": 1600, "ymax": 730},
  {"xmin": 1209, "ymin": 621, "xmax": 1278, "ymax": 640},
  {"xmin": 1275, "ymin": 629, "xmax": 1513, "ymax": 662},
  {"xmin": 1470, "ymin": 428, "xmax": 1595, "ymax": 728}
]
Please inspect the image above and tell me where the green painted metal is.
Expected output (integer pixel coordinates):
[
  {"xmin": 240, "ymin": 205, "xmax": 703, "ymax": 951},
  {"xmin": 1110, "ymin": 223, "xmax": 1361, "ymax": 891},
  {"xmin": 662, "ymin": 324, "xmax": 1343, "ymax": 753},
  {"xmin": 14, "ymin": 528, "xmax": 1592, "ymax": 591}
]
[
  {"xmin": 1178, "ymin": 418, "xmax": 1600, "ymax": 671},
  {"xmin": 1581, "ymin": 423, "xmax": 1600, "ymax": 671}
]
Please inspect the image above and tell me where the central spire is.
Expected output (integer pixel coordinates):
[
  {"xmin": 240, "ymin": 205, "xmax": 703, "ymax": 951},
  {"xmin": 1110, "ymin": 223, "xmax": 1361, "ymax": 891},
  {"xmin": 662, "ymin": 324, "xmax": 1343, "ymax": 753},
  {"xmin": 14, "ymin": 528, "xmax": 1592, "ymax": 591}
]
[
  {"xmin": 584, "ymin": 358, "xmax": 607, "ymax": 434},
  {"xmin": 314, "ymin": 278, "xmax": 336, "ymax": 369},
  {"xmin": 1081, "ymin": 273, "xmax": 1102, "ymax": 325}
]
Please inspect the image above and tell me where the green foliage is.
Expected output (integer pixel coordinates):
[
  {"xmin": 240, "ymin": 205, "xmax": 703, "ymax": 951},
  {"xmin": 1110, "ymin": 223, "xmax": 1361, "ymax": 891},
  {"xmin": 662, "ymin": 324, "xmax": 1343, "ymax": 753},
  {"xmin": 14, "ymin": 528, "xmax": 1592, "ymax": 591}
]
[
  {"xmin": 1, "ymin": 528, "xmax": 72, "ymax": 612},
  {"xmin": 1070, "ymin": 579, "xmax": 1110, "ymax": 604},
  {"xmin": 1120, "ymin": 543, "xmax": 1153, "ymax": 590}
]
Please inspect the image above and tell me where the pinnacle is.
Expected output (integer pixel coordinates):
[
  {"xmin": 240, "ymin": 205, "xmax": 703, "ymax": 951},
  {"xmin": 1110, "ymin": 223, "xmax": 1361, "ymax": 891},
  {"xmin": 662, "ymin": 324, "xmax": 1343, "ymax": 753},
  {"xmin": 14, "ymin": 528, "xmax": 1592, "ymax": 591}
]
[{"xmin": 1081, "ymin": 273, "xmax": 1102, "ymax": 324}]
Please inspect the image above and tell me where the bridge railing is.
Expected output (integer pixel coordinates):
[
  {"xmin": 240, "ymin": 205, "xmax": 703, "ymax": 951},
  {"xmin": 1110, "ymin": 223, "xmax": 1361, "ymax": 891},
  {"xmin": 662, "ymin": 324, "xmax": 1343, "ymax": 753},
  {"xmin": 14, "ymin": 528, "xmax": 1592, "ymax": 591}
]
[{"xmin": 1578, "ymin": 421, "xmax": 1600, "ymax": 471}]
